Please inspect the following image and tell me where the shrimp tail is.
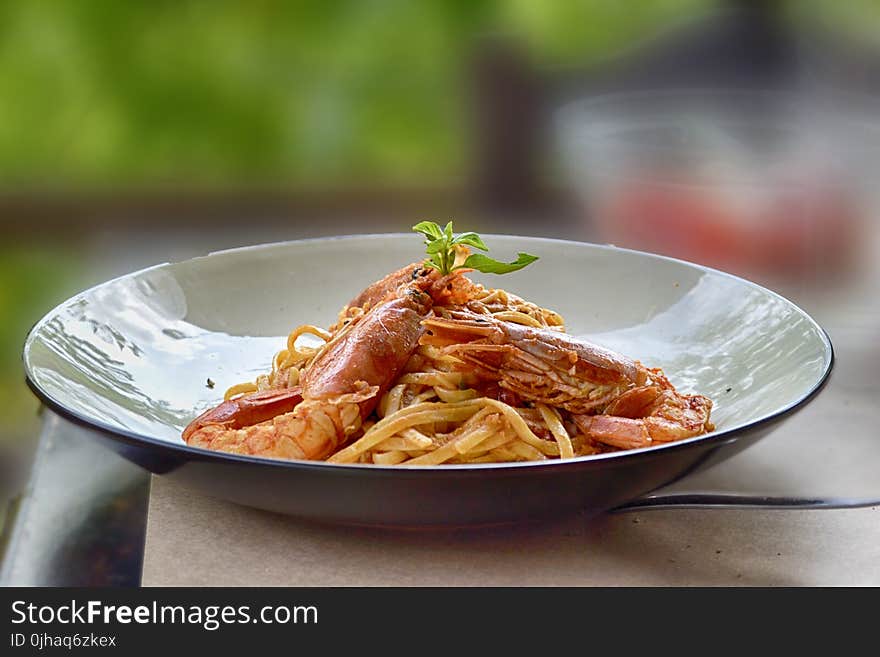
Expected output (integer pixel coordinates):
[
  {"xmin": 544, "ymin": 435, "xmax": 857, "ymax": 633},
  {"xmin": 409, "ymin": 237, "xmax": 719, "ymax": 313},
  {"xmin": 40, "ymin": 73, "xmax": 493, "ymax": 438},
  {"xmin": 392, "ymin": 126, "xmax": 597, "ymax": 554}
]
[
  {"xmin": 181, "ymin": 387, "xmax": 303, "ymax": 443},
  {"xmin": 573, "ymin": 387, "xmax": 714, "ymax": 450}
]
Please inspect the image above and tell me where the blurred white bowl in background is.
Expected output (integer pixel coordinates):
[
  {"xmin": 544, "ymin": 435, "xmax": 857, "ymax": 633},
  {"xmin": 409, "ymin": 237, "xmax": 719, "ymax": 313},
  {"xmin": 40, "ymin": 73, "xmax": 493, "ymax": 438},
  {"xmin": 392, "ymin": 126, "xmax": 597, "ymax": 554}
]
[{"xmin": 555, "ymin": 89, "xmax": 880, "ymax": 282}]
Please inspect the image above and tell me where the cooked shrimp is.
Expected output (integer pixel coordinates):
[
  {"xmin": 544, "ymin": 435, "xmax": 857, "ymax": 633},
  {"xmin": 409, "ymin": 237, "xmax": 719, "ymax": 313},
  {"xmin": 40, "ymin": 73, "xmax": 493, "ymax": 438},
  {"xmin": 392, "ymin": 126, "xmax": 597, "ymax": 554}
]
[
  {"xmin": 185, "ymin": 289, "xmax": 433, "ymax": 460},
  {"xmin": 572, "ymin": 374, "xmax": 714, "ymax": 449},
  {"xmin": 421, "ymin": 311, "xmax": 713, "ymax": 450},
  {"xmin": 420, "ymin": 310, "xmax": 647, "ymax": 414},
  {"xmin": 182, "ymin": 387, "xmax": 303, "ymax": 443}
]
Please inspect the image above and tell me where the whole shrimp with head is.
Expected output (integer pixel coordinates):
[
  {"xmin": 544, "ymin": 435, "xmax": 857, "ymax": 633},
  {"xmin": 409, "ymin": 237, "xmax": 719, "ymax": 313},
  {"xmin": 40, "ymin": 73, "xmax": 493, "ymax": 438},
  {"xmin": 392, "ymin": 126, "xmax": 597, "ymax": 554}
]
[
  {"xmin": 184, "ymin": 283, "xmax": 434, "ymax": 460},
  {"xmin": 421, "ymin": 310, "xmax": 714, "ymax": 452}
]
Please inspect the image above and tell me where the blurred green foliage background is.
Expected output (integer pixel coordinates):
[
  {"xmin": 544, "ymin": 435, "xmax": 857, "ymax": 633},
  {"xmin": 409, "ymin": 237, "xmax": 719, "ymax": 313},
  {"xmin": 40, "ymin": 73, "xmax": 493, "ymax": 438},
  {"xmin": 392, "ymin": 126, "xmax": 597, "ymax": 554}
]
[
  {"xmin": 0, "ymin": 248, "xmax": 80, "ymax": 442},
  {"xmin": 0, "ymin": 0, "xmax": 711, "ymax": 189}
]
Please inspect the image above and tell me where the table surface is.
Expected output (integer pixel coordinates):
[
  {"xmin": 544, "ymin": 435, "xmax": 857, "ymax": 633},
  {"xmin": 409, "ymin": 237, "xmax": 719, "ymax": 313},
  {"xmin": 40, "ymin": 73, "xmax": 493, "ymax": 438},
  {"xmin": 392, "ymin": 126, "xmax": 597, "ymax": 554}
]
[
  {"xmin": 143, "ymin": 477, "xmax": 879, "ymax": 586},
  {"xmin": 5, "ymin": 217, "xmax": 879, "ymax": 587}
]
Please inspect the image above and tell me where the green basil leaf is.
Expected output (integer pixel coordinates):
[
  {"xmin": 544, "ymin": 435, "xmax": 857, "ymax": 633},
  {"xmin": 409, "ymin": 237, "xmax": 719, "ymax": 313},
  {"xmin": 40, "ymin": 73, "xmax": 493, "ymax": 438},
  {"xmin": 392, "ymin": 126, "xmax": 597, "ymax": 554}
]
[
  {"xmin": 452, "ymin": 232, "xmax": 488, "ymax": 251},
  {"xmin": 462, "ymin": 252, "xmax": 539, "ymax": 274},
  {"xmin": 415, "ymin": 221, "xmax": 539, "ymax": 276},
  {"xmin": 425, "ymin": 238, "xmax": 447, "ymax": 254},
  {"xmin": 412, "ymin": 221, "xmax": 443, "ymax": 240}
]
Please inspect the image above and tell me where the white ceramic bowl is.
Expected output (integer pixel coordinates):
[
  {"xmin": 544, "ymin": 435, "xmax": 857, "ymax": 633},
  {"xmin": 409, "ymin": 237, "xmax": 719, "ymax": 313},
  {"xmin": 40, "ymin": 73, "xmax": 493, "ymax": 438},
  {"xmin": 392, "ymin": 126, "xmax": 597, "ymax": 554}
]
[{"xmin": 23, "ymin": 234, "xmax": 833, "ymax": 526}]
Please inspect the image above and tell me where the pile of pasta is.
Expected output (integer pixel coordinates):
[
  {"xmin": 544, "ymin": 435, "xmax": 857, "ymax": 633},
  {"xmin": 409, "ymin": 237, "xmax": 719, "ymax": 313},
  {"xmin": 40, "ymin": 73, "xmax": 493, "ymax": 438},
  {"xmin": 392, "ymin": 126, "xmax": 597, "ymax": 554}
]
[
  {"xmin": 224, "ymin": 286, "xmax": 610, "ymax": 465},
  {"xmin": 328, "ymin": 344, "xmax": 600, "ymax": 465}
]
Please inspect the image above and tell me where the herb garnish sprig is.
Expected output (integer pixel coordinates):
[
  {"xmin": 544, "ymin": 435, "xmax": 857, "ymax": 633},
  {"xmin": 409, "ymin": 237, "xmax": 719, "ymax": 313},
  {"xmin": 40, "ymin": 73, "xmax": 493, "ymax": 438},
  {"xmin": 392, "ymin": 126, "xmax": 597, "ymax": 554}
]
[{"xmin": 412, "ymin": 221, "xmax": 538, "ymax": 276}]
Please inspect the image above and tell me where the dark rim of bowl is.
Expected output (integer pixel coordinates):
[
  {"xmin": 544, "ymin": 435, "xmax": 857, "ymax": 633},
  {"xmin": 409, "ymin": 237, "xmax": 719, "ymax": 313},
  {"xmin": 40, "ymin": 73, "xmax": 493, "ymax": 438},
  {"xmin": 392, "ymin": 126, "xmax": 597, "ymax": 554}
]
[{"xmin": 22, "ymin": 234, "xmax": 836, "ymax": 476}]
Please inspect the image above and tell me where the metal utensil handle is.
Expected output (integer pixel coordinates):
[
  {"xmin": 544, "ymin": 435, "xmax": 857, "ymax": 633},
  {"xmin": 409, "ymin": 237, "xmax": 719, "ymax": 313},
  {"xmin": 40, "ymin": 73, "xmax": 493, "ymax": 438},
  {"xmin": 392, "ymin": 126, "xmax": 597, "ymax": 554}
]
[{"xmin": 613, "ymin": 494, "xmax": 880, "ymax": 512}]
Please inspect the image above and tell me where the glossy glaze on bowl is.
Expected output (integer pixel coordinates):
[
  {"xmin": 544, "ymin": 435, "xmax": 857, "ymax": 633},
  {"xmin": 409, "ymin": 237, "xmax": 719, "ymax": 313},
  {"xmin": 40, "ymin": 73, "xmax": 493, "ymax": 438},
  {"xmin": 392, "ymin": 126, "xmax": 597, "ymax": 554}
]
[{"xmin": 23, "ymin": 235, "xmax": 833, "ymax": 526}]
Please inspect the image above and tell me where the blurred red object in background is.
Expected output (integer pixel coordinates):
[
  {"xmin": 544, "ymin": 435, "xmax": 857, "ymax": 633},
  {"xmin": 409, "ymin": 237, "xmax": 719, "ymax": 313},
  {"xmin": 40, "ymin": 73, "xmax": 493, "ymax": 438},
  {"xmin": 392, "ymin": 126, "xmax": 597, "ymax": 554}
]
[
  {"xmin": 556, "ymin": 90, "xmax": 876, "ymax": 283},
  {"xmin": 598, "ymin": 178, "xmax": 862, "ymax": 279}
]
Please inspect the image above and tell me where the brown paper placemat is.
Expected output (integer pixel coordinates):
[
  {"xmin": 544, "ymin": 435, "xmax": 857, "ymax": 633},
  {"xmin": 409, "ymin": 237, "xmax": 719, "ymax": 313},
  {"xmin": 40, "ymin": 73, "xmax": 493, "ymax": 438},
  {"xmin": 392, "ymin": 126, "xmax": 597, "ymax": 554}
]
[{"xmin": 142, "ymin": 476, "xmax": 879, "ymax": 586}]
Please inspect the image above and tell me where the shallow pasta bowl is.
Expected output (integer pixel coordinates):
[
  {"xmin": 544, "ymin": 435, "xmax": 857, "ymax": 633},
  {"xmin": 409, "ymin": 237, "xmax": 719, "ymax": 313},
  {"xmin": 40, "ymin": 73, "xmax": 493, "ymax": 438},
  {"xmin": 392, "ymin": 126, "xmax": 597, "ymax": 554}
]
[{"xmin": 23, "ymin": 234, "xmax": 833, "ymax": 527}]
